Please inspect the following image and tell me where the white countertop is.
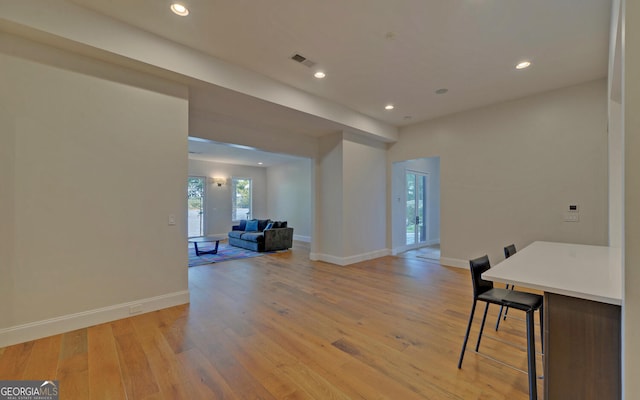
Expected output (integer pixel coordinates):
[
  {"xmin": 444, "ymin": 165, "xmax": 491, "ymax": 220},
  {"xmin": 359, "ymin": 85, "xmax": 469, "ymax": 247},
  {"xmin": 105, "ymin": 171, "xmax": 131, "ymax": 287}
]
[{"xmin": 482, "ymin": 241, "xmax": 622, "ymax": 305}]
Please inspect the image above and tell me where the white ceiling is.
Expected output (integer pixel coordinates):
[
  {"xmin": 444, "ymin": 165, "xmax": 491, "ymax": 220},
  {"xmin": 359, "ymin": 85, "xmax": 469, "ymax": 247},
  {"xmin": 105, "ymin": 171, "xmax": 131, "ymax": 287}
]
[
  {"xmin": 51, "ymin": 0, "xmax": 612, "ymax": 165},
  {"xmin": 69, "ymin": 0, "xmax": 611, "ymax": 127}
]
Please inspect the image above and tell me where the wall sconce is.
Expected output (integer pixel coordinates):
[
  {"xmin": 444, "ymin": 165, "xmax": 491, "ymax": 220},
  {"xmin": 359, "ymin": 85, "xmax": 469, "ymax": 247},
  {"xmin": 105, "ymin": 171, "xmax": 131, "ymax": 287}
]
[{"xmin": 210, "ymin": 177, "xmax": 226, "ymax": 187}]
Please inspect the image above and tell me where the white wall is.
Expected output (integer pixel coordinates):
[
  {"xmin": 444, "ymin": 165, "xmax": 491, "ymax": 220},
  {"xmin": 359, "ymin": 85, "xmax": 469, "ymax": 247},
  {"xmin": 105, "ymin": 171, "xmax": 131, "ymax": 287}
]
[
  {"xmin": 0, "ymin": 37, "xmax": 189, "ymax": 345},
  {"xmin": 609, "ymin": 100, "xmax": 623, "ymax": 248},
  {"xmin": 266, "ymin": 159, "xmax": 313, "ymax": 241},
  {"xmin": 391, "ymin": 157, "xmax": 441, "ymax": 252},
  {"xmin": 609, "ymin": 0, "xmax": 624, "ymax": 250},
  {"xmin": 188, "ymin": 159, "xmax": 268, "ymax": 235},
  {"xmin": 425, "ymin": 158, "xmax": 441, "ymax": 244},
  {"xmin": 313, "ymin": 134, "xmax": 344, "ymax": 259},
  {"xmin": 342, "ymin": 133, "xmax": 387, "ymax": 259},
  {"xmin": 623, "ymin": 0, "xmax": 640, "ymax": 397},
  {"xmin": 190, "ymin": 111, "xmax": 322, "ymax": 161},
  {"xmin": 389, "ymin": 80, "xmax": 609, "ymax": 267},
  {"xmin": 312, "ymin": 132, "xmax": 387, "ymax": 264}
]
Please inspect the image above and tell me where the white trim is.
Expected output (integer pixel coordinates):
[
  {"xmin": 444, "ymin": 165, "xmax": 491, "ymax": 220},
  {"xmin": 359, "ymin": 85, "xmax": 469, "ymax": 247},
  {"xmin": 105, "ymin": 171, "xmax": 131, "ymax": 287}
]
[
  {"xmin": 439, "ymin": 257, "xmax": 468, "ymax": 269},
  {"xmin": 0, "ymin": 290, "xmax": 190, "ymax": 347},
  {"xmin": 293, "ymin": 234, "xmax": 311, "ymax": 243},
  {"xmin": 309, "ymin": 249, "xmax": 391, "ymax": 266}
]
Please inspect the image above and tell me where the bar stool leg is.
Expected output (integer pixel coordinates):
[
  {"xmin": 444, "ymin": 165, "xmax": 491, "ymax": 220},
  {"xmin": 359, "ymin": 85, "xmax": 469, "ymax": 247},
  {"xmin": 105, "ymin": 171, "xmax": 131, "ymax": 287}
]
[
  {"xmin": 503, "ymin": 284, "xmax": 513, "ymax": 321},
  {"xmin": 526, "ymin": 310, "xmax": 538, "ymax": 400},
  {"xmin": 496, "ymin": 305, "xmax": 505, "ymax": 330},
  {"xmin": 458, "ymin": 300, "xmax": 478, "ymax": 369},
  {"xmin": 475, "ymin": 303, "xmax": 490, "ymax": 352}
]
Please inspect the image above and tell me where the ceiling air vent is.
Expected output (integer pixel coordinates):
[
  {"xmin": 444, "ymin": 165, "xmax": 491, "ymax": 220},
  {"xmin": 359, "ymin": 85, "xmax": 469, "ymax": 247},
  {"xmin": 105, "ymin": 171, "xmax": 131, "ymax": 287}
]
[{"xmin": 291, "ymin": 53, "xmax": 316, "ymax": 68}]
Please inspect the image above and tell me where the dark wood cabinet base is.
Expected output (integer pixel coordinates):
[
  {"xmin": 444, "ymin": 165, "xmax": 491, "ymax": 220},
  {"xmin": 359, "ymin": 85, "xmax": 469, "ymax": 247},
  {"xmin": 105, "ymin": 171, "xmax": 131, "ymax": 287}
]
[{"xmin": 544, "ymin": 292, "xmax": 621, "ymax": 399}]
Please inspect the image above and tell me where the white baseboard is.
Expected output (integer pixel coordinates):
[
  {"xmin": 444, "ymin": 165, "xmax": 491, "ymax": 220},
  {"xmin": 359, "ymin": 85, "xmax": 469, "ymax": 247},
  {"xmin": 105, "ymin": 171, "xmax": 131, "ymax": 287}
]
[
  {"xmin": 439, "ymin": 257, "xmax": 468, "ymax": 269},
  {"xmin": 309, "ymin": 248, "xmax": 391, "ymax": 266},
  {"xmin": 293, "ymin": 234, "xmax": 311, "ymax": 243},
  {"xmin": 0, "ymin": 290, "xmax": 190, "ymax": 347}
]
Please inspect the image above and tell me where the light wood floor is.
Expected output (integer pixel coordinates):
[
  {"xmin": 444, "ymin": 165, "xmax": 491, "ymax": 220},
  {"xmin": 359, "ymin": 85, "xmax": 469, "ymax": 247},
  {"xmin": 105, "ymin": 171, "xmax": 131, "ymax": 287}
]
[{"xmin": 0, "ymin": 245, "xmax": 543, "ymax": 399}]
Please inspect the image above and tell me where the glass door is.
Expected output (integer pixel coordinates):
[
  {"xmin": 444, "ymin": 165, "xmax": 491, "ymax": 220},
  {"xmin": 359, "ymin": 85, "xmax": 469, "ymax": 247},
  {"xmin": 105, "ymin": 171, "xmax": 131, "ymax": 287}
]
[
  {"xmin": 187, "ymin": 176, "xmax": 205, "ymax": 237},
  {"xmin": 406, "ymin": 171, "xmax": 427, "ymax": 246}
]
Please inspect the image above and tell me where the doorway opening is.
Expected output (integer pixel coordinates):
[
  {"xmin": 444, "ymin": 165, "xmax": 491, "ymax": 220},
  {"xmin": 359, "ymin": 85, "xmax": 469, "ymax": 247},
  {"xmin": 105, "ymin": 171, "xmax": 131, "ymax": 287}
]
[{"xmin": 392, "ymin": 157, "xmax": 440, "ymax": 258}]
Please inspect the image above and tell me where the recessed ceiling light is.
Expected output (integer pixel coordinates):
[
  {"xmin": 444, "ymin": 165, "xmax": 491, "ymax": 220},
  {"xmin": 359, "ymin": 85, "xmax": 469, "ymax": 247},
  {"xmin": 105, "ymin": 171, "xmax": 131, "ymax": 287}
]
[
  {"xmin": 258, "ymin": 162, "xmax": 263, "ymax": 165},
  {"xmin": 435, "ymin": 88, "xmax": 448, "ymax": 95},
  {"xmin": 170, "ymin": 3, "xmax": 189, "ymax": 16},
  {"xmin": 314, "ymin": 71, "xmax": 326, "ymax": 79},
  {"xmin": 516, "ymin": 61, "xmax": 531, "ymax": 70},
  {"xmin": 385, "ymin": 104, "xmax": 394, "ymax": 110}
]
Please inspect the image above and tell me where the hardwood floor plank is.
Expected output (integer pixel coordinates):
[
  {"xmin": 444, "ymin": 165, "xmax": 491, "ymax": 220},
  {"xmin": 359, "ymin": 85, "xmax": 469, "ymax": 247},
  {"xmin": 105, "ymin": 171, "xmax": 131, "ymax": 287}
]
[
  {"xmin": 60, "ymin": 329, "xmax": 88, "ymax": 360},
  {"xmin": 0, "ymin": 341, "xmax": 34, "ymax": 379},
  {"xmin": 112, "ymin": 319, "xmax": 160, "ymax": 399},
  {"xmin": 56, "ymin": 329, "xmax": 89, "ymax": 399},
  {"xmin": 22, "ymin": 335, "xmax": 61, "ymax": 380},
  {"xmin": 189, "ymin": 327, "xmax": 277, "ymax": 400},
  {"xmin": 57, "ymin": 351, "xmax": 89, "ymax": 400},
  {"xmin": 335, "ymin": 360, "xmax": 431, "ymax": 400},
  {"xmin": 176, "ymin": 347, "xmax": 241, "ymax": 400},
  {"xmin": 132, "ymin": 314, "xmax": 198, "ymax": 400},
  {"xmin": 215, "ymin": 328, "xmax": 310, "ymax": 399},
  {"xmin": 87, "ymin": 323, "xmax": 127, "ymax": 400}
]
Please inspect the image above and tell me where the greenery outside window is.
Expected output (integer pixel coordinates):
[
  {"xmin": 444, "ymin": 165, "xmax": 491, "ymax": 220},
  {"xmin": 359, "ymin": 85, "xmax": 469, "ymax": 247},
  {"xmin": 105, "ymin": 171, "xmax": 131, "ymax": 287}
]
[
  {"xmin": 187, "ymin": 176, "xmax": 205, "ymax": 237},
  {"xmin": 232, "ymin": 178, "xmax": 252, "ymax": 221}
]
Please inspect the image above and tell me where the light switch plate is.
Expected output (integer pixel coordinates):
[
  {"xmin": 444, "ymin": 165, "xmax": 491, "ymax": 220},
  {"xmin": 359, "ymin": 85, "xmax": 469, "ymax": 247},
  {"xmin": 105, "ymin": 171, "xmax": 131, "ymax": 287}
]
[{"xmin": 168, "ymin": 214, "xmax": 176, "ymax": 225}]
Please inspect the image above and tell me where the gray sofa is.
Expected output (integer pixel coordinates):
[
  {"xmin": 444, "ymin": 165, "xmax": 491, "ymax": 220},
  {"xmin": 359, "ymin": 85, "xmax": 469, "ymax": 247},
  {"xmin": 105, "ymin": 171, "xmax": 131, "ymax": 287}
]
[{"xmin": 228, "ymin": 219, "xmax": 293, "ymax": 252}]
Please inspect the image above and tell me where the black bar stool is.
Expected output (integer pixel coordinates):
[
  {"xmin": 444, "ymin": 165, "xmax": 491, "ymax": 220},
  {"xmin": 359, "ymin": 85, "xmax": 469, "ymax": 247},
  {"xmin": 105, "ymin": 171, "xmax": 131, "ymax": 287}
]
[{"xmin": 458, "ymin": 255, "xmax": 543, "ymax": 400}]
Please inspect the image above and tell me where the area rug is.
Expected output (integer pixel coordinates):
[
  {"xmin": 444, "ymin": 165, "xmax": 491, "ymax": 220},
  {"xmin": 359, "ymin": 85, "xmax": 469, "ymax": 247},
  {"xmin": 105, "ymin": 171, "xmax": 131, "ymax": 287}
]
[{"xmin": 189, "ymin": 241, "xmax": 279, "ymax": 267}]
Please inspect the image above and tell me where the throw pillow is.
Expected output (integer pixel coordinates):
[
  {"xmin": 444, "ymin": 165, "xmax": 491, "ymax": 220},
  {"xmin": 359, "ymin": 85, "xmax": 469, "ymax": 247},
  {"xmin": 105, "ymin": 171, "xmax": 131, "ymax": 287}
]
[
  {"xmin": 280, "ymin": 221, "xmax": 288, "ymax": 228},
  {"xmin": 245, "ymin": 219, "xmax": 259, "ymax": 231},
  {"xmin": 257, "ymin": 219, "xmax": 270, "ymax": 231},
  {"xmin": 272, "ymin": 221, "xmax": 281, "ymax": 229},
  {"xmin": 264, "ymin": 222, "xmax": 274, "ymax": 231},
  {"xmin": 237, "ymin": 219, "xmax": 247, "ymax": 230}
]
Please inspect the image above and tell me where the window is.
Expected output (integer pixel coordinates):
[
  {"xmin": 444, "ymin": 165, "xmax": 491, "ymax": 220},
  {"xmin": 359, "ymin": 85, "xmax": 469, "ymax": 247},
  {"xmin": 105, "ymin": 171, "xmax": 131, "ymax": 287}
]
[{"xmin": 232, "ymin": 178, "xmax": 252, "ymax": 221}]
